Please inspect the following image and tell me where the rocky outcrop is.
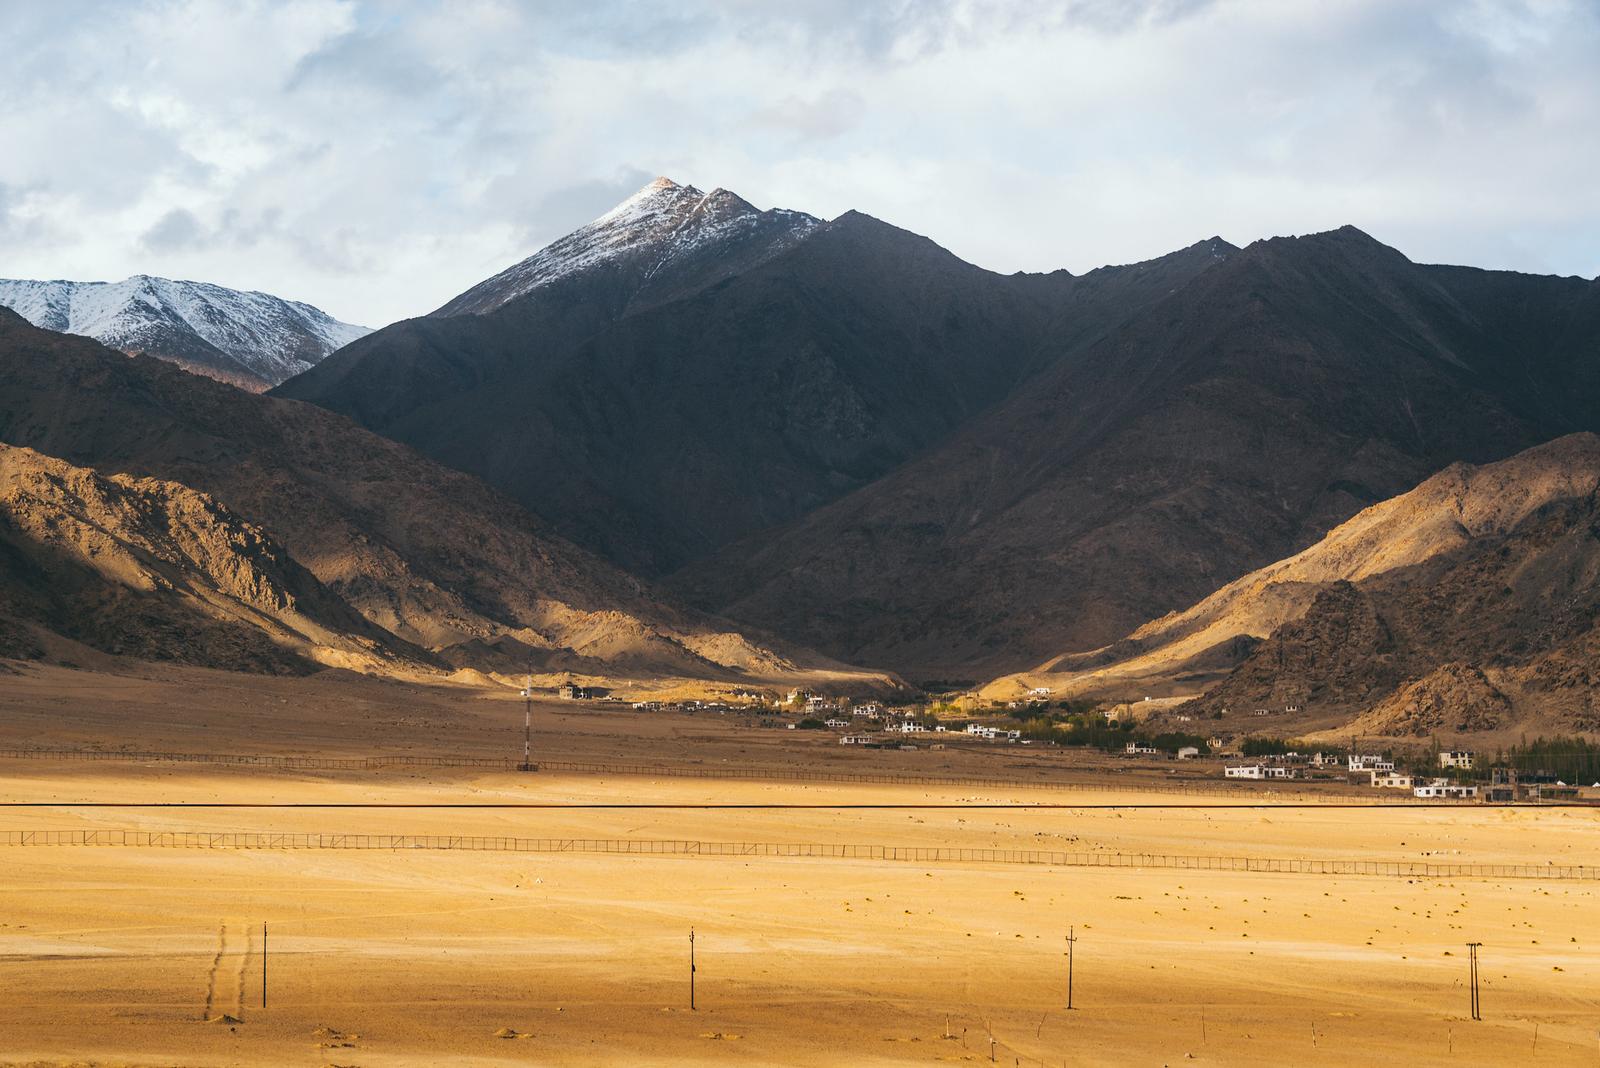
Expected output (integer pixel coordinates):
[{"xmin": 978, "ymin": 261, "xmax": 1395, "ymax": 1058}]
[{"xmin": 1352, "ymin": 663, "xmax": 1512, "ymax": 736}]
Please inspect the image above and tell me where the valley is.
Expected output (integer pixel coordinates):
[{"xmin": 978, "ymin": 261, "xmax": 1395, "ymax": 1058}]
[{"xmin": 0, "ymin": 660, "xmax": 1595, "ymax": 1065}]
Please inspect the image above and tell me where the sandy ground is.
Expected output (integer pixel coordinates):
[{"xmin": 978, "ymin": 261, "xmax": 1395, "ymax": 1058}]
[{"xmin": 0, "ymin": 662, "xmax": 1597, "ymax": 1065}]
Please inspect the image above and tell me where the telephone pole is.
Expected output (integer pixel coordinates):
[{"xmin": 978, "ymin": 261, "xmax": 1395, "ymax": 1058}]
[
  {"xmin": 1467, "ymin": 942, "xmax": 1482, "ymax": 1020},
  {"xmin": 1066, "ymin": 926, "xmax": 1077, "ymax": 1010},
  {"xmin": 262, "ymin": 922, "xmax": 268, "ymax": 1009},
  {"xmin": 519, "ymin": 667, "xmax": 533, "ymax": 772},
  {"xmin": 690, "ymin": 927, "xmax": 697, "ymax": 1010}
]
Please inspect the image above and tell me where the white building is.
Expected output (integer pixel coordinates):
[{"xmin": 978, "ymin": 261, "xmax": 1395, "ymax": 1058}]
[
  {"xmin": 1177, "ymin": 746, "xmax": 1201, "ymax": 760},
  {"xmin": 824, "ymin": 718, "xmax": 850, "ymax": 729},
  {"xmin": 839, "ymin": 734, "xmax": 874, "ymax": 746},
  {"xmin": 1371, "ymin": 771, "xmax": 1414, "ymax": 789},
  {"xmin": 1348, "ymin": 754, "xmax": 1394, "ymax": 773},
  {"xmin": 1438, "ymin": 750, "xmax": 1476, "ymax": 770},
  {"xmin": 1225, "ymin": 764, "xmax": 1298, "ymax": 780},
  {"xmin": 892, "ymin": 721, "xmax": 928, "ymax": 734},
  {"xmin": 1415, "ymin": 780, "xmax": 1479, "ymax": 799},
  {"xmin": 1125, "ymin": 742, "xmax": 1161, "ymax": 756},
  {"xmin": 1028, "ymin": 686, "xmax": 1052, "ymax": 698}
]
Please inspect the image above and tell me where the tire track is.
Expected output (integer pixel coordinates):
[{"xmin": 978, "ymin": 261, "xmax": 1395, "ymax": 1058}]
[
  {"xmin": 234, "ymin": 921, "xmax": 253, "ymax": 1017},
  {"xmin": 201, "ymin": 922, "xmax": 226, "ymax": 1020}
]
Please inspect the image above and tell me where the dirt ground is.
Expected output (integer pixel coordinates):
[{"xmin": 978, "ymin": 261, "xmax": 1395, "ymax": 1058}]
[{"xmin": 0, "ymin": 662, "xmax": 1597, "ymax": 1065}]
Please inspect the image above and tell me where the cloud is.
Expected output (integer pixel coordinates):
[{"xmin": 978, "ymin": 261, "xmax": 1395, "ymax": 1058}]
[
  {"xmin": 140, "ymin": 208, "xmax": 207, "ymax": 253},
  {"xmin": 746, "ymin": 89, "xmax": 865, "ymax": 142},
  {"xmin": 0, "ymin": 0, "xmax": 1595, "ymax": 327}
]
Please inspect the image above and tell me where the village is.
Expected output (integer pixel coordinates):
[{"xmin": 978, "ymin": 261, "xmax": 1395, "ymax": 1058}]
[{"xmin": 544, "ymin": 681, "xmax": 1600, "ymax": 805}]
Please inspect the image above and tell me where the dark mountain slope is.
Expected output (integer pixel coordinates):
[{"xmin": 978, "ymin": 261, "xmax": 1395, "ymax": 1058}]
[
  {"xmin": 280, "ymin": 179, "xmax": 822, "ymax": 432},
  {"xmin": 0, "ymin": 309, "xmax": 890, "ymax": 688},
  {"xmin": 279, "ymin": 199, "xmax": 1084, "ymax": 573},
  {"xmin": 675, "ymin": 229, "xmax": 1600, "ymax": 677}
]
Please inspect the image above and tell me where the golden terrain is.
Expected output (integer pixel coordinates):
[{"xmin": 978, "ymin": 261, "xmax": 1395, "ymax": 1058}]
[
  {"xmin": 984, "ymin": 434, "xmax": 1600, "ymax": 744},
  {"xmin": 0, "ymin": 662, "xmax": 1596, "ymax": 1066}
]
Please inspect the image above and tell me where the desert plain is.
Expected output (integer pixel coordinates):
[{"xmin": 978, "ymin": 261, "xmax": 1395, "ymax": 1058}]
[{"xmin": 0, "ymin": 662, "xmax": 1596, "ymax": 1066}]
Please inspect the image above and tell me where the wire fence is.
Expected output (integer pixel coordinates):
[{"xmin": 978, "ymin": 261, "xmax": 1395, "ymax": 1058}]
[
  {"xmin": 3, "ymin": 828, "xmax": 1592, "ymax": 881},
  {"xmin": 0, "ymin": 748, "xmax": 1389, "ymax": 802}
]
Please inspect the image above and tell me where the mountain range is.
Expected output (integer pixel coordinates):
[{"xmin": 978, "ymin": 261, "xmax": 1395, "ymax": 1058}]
[
  {"xmin": 5, "ymin": 174, "xmax": 1599, "ymax": 738},
  {"xmin": 276, "ymin": 177, "xmax": 1600, "ymax": 682},
  {"xmin": 0, "ymin": 275, "xmax": 369, "ymax": 390},
  {"xmin": 675, "ymin": 226, "xmax": 1600, "ymax": 678}
]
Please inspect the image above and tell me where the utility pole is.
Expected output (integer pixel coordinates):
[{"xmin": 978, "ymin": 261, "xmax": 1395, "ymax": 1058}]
[
  {"xmin": 1467, "ymin": 942, "xmax": 1482, "ymax": 1020},
  {"xmin": 690, "ymin": 927, "xmax": 696, "ymax": 1010},
  {"xmin": 262, "ymin": 922, "xmax": 268, "ymax": 1009},
  {"xmin": 519, "ymin": 667, "xmax": 533, "ymax": 772},
  {"xmin": 1066, "ymin": 926, "xmax": 1077, "ymax": 1010}
]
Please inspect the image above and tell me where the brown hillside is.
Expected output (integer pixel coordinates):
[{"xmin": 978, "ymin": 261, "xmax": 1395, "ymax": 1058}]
[
  {"xmin": 0, "ymin": 443, "xmax": 421, "ymax": 673},
  {"xmin": 986, "ymin": 434, "xmax": 1600, "ymax": 739},
  {"xmin": 0, "ymin": 309, "xmax": 894, "ymax": 692}
]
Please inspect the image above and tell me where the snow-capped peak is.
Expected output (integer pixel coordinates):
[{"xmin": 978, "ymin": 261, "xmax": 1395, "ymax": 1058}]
[
  {"xmin": 0, "ymin": 275, "xmax": 370, "ymax": 390},
  {"xmin": 435, "ymin": 177, "xmax": 822, "ymax": 317}
]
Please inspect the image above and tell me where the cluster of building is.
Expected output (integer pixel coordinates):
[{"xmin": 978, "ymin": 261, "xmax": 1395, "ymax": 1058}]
[
  {"xmin": 1216, "ymin": 748, "xmax": 1586, "ymax": 802},
  {"xmin": 802, "ymin": 708, "xmax": 1061, "ymax": 748},
  {"xmin": 1222, "ymin": 750, "xmax": 1488, "ymax": 798},
  {"xmin": 628, "ymin": 697, "xmax": 755, "ymax": 714}
]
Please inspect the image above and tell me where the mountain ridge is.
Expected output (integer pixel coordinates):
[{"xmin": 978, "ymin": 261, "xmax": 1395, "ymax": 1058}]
[
  {"xmin": 0, "ymin": 274, "xmax": 369, "ymax": 390},
  {"xmin": 270, "ymin": 185, "xmax": 1600, "ymax": 680},
  {"xmin": 672, "ymin": 225, "xmax": 1600, "ymax": 677},
  {"xmin": 276, "ymin": 181, "xmax": 1085, "ymax": 574},
  {"xmin": 433, "ymin": 176, "xmax": 822, "ymax": 318}
]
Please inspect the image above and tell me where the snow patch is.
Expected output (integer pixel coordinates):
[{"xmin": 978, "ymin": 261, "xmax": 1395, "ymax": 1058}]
[
  {"xmin": 0, "ymin": 276, "xmax": 370, "ymax": 385},
  {"xmin": 437, "ymin": 178, "xmax": 821, "ymax": 316}
]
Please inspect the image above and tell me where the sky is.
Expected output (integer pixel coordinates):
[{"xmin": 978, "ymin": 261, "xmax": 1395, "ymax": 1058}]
[{"xmin": 2, "ymin": 0, "xmax": 1597, "ymax": 328}]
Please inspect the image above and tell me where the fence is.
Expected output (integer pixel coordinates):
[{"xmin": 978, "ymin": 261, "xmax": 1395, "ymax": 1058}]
[
  {"xmin": 0, "ymin": 748, "xmax": 508, "ymax": 771},
  {"xmin": 0, "ymin": 748, "xmax": 1387, "ymax": 802},
  {"xmin": 3, "ymin": 828, "xmax": 1592, "ymax": 881}
]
